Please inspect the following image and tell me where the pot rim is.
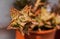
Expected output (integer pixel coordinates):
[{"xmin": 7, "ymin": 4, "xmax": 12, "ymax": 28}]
[{"xmin": 29, "ymin": 28, "xmax": 56, "ymax": 34}]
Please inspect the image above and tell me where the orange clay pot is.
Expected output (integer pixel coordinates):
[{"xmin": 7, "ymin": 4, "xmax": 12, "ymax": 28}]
[
  {"xmin": 16, "ymin": 28, "xmax": 56, "ymax": 39},
  {"xmin": 16, "ymin": 30, "xmax": 24, "ymax": 39}
]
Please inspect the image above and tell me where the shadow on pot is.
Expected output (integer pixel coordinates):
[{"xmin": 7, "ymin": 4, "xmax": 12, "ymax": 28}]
[{"xmin": 16, "ymin": 29, "xmax": 56, "ymax": 39}]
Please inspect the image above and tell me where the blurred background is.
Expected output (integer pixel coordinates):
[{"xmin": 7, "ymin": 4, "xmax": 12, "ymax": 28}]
[{"xmin": 0, "ymin": 0, "xmax": 59, "ymax": 39}]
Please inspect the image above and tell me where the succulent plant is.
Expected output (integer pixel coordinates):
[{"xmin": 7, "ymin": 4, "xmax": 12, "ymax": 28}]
[{"xmin": 8, "ymin": 0, "xmax": 60, "ymax": 35}]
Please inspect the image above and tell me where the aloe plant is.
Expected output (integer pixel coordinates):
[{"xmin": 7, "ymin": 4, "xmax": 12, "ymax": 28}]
[{"xmin": 8, "ymin": 0, "xmax": 60, "ymax": 35}]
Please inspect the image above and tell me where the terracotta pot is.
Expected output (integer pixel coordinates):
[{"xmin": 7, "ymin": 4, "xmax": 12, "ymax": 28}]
[
  {"xmin": 16, "ymin": 30, "xmax": 24, "ymax": 39},
  {"xmin": 16, "ymin": 28, "xmax": 56, "ymax": 39}
]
